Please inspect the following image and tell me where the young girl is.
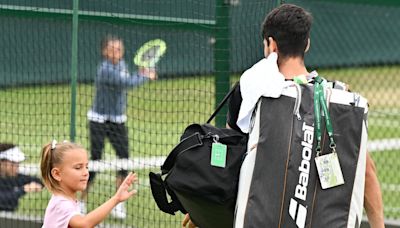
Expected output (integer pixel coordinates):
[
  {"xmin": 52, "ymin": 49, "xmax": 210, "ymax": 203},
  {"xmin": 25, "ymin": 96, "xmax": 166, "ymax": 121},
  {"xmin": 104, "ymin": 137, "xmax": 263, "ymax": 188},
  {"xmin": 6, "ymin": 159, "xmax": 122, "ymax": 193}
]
[{"xmin": 40, "ymin": 140, "xmax": 137, "ymax": 228}]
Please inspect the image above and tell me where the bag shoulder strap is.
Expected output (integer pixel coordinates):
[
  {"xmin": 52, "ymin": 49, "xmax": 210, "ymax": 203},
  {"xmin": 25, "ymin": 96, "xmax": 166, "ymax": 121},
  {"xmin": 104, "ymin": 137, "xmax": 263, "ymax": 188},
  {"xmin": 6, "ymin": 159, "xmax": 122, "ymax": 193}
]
[
  {"xmin": 161, "ymin": 82, "xmax": 239, "ymax": 174},
  {"xmin": 161, "ymin": 133, "xmax": 203, "ymax": 174},
  {"xmin": 206, "ymin": 82, "xmax": 239, "ymax": 124},
  {"xmin": 149, "ymin": 172, "xmax": 187, "ymax": 215}
]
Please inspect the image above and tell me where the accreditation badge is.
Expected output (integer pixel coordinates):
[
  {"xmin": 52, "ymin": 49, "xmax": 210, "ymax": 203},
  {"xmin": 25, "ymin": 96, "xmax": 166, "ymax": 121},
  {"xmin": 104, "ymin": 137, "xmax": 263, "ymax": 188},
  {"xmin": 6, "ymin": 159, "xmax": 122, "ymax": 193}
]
[
  {"xmin": 315, "ymin": 152, "xmax": 345, "ymax": 189},
  {"xmin": 211, "ymin": 143, "xmax": 227, "ymax": 168}
]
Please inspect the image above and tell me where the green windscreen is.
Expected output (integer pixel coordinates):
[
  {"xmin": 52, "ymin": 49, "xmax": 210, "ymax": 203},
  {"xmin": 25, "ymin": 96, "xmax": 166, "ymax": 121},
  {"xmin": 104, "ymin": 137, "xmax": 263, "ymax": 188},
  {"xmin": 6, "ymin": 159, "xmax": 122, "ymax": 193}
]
[{"xmin": 0, "ymin": 0, "xmax": 399, "ymax": 227}]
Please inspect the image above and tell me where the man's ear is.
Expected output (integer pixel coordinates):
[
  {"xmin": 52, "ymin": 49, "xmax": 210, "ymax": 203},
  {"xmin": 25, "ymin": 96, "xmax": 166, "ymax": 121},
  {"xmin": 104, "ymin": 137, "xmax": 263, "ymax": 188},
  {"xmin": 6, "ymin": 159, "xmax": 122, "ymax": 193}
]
[
  {"xmin": 305, "ymin": 38, "xmax": 311, "ymax": 53},
  {"xmin": 264, "ymin": 37, "xmax": 278, "ymax": 57},
  {"xmin": 268, "ymin": 37, "xmax": 278, "ymax": 53},
  {"xmin": 51, "ymin": 167, "xmax": 62, "ymax": 182}
]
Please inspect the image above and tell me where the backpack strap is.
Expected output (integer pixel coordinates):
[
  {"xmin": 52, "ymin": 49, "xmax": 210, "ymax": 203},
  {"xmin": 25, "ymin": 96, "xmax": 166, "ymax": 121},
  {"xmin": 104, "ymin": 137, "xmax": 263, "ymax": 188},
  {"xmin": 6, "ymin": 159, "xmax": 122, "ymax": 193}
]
[
  {"xmin": 162, "ymin": 82, "xmax": 239, "ymax": 174},
  {"xmin": 149, "ymin": 172, "xmax": 187, "ymax": 215},
  {"xmin": 206, "ymin": 82, "xmax": 239, "ymax": 123},
  {"xmin": 161, "ymin": 133, "xmax": 203, "ymax": 174}
]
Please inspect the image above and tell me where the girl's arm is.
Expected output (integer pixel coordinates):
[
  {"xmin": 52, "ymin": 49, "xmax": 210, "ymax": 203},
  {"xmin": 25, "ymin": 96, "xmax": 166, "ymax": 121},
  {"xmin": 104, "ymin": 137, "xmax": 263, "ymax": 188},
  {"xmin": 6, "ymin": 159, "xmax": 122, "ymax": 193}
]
[{"xmin": 69, "ymin": 172, "xmax": 137, "ymax": 228}]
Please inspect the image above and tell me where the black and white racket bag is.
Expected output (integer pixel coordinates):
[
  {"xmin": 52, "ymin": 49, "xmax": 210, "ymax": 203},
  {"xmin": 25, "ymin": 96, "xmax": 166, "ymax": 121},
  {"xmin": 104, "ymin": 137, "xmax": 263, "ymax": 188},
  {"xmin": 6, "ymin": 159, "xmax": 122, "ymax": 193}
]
[{"xmin": 234, "ymin": 82, "xmax": 368, "ymax": 228}]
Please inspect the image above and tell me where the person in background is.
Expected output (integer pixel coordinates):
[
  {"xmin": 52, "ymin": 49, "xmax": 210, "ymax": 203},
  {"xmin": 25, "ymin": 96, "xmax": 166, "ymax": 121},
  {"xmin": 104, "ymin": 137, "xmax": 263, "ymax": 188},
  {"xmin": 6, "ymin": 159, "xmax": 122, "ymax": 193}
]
[
  {"xmin": 84, "ymin": 34, "xmax": 157, "ymax": 218},
  {"xmin": 41, "ymin": 140, "xmax": 138, "ymax": 228},
  {"xmin": 0, "ymin": 143, "xmax": 43, "ymax": 211}
]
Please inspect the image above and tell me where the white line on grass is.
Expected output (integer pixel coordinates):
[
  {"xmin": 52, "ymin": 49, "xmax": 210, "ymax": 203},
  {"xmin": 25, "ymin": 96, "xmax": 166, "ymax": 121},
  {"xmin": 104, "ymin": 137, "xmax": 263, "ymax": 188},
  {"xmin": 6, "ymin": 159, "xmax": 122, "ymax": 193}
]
[
  {"xmin": 19, "ymin": 157, "xmax": 166, "ymax": 175},
  {"xmin": 368, "ymin": 138, "xmax": 400, "ymax": 152},
  {"xmin": 19, "ymin": 138, "xmax": 400, "ymax": 175}
]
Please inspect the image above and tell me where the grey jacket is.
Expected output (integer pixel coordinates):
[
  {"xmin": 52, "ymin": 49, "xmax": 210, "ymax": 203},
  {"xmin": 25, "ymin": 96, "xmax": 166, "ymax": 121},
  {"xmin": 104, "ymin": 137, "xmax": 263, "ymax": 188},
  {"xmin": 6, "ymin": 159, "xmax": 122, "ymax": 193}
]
[{"xmin": 88, "ymin": 59, "xmax": 148, "ymax": 123}]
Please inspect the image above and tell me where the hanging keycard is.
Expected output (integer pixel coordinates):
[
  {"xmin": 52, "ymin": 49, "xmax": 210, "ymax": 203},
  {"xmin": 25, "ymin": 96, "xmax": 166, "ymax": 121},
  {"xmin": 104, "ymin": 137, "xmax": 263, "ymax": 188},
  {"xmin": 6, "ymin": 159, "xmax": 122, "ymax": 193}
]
[
  {"xmin": 315, "ymin": 152, "xmax": 345, "ymax": 189},
  {"xmin": 211, "ymin": 143, "xmax": 227, "ymax": 168}
]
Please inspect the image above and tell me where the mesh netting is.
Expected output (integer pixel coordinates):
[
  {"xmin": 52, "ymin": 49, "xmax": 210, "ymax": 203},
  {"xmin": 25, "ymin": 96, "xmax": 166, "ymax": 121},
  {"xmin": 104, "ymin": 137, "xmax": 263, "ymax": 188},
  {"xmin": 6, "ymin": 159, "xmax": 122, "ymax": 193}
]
[{"xmin": 0, "ymin": 0, "xmax": 399, "ymax": 227}]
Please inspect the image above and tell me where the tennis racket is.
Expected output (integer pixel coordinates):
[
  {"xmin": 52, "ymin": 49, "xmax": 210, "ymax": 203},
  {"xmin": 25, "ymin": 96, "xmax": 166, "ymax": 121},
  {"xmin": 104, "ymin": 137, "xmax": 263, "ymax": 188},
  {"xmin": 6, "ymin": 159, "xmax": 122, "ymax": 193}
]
[{"xmin": 133, "ymin": 39, "xmax": 167, "ymax": 68}]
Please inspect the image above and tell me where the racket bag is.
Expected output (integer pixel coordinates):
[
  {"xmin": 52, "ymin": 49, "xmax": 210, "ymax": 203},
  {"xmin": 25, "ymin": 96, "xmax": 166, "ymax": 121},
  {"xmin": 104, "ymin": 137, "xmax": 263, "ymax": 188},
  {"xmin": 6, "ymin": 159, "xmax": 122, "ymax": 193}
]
[{"xmin": 234, "ymin": 83, "xmax": 368, "ymax": 228}]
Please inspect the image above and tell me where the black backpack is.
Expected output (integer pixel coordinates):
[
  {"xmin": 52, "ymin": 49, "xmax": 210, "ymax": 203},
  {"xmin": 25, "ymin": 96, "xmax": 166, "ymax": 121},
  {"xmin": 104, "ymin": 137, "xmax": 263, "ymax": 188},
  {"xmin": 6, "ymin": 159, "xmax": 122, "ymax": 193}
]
[{"xmin": 149, "ymin": 83, "xmax": 247, "ymax": 228}]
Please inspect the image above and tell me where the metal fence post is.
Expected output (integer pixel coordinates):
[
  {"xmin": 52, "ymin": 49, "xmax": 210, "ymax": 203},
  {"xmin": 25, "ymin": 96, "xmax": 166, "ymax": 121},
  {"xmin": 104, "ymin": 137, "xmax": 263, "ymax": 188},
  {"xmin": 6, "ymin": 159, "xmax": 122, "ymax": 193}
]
[
  {"xmin": 70, "ymin": 0, "xmax": 79, "ymax": 142},
  {"xmin": 214, "ymin": 0, "xmax": 230, "ymax": 127}
]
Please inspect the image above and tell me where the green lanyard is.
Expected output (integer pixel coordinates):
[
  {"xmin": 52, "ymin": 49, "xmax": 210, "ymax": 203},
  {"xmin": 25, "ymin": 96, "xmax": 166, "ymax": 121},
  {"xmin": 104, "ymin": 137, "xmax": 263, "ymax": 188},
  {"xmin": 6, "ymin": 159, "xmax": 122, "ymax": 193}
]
[{"xmin": 314, "ymin": 76, "xmax": 336, "ymax": 155}]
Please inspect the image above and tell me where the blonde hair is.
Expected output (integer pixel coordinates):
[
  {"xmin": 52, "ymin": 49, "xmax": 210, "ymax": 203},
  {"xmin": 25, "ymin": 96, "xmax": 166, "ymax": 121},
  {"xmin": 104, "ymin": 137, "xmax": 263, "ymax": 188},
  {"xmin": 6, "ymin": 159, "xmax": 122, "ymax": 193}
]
[{"xmin": 40, "ymin": 141, "xmax": 84, "ymax": 193}]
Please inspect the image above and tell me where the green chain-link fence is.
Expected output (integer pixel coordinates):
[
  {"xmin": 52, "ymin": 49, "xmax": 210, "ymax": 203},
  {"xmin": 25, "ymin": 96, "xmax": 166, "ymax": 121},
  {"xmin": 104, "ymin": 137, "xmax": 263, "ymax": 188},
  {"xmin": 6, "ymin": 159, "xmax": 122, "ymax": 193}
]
[{"xmin": 0, "ymin": 0, "xmax": 399, "ymax": 227}]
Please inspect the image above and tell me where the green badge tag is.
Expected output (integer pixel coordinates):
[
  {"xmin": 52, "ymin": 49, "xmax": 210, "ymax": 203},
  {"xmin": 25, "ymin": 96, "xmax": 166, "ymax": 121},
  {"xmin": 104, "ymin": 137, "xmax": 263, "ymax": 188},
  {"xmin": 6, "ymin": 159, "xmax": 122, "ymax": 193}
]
[{"xmin": 211, "ymin": 143, "xmax": 227, "ymax": 168}]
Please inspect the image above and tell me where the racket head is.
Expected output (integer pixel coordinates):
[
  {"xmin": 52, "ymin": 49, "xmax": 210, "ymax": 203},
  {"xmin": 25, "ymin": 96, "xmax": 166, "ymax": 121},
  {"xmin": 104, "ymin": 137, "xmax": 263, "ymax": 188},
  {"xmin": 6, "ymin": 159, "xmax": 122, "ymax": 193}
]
[{"xmin": 134, "ymin": 39, "xmax": 167, "ymax": 68}]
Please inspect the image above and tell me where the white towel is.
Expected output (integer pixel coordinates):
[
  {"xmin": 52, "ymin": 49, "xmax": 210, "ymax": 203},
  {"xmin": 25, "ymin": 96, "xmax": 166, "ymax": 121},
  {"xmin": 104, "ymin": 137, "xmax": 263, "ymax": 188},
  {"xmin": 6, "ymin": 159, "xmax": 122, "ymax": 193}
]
[{"xmin": 237, "ymin": 52, "xmax": 288, "ymax": 133}]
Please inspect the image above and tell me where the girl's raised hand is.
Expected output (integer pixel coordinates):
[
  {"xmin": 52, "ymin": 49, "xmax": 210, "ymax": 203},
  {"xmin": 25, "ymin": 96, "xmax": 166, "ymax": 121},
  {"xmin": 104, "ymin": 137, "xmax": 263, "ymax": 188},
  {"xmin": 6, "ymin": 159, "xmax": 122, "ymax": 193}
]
[{"xmin": 114, "ymin": 172, "xmax": 138, "ymax": 202}]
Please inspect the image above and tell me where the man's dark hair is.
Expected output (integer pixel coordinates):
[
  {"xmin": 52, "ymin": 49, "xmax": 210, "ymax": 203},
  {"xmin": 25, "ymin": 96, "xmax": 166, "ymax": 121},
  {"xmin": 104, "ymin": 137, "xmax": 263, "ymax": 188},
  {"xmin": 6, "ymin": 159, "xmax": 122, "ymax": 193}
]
[{"xmin": 262, "ymin": 4, "xmax": 313, "ymax": 59}]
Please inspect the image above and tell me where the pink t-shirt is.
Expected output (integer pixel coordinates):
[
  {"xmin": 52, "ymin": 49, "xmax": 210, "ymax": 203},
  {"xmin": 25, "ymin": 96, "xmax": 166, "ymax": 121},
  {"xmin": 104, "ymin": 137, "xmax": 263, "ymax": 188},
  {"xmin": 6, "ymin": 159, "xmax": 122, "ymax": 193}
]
[{"xmin": 42, "ymin": 195, "xmax": 81, "ymax": 228}]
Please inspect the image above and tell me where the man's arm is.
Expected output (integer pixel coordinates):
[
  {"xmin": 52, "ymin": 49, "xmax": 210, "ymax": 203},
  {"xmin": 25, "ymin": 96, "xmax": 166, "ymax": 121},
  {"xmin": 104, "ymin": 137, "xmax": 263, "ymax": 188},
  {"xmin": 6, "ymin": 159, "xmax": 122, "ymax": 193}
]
[
  {"xmin": 364, "ymin": 153, "xmax": 384, "ymax": 228},
  {"xmin": 182, "ymin": 213, "xmax": 197, "ymax": 228}
]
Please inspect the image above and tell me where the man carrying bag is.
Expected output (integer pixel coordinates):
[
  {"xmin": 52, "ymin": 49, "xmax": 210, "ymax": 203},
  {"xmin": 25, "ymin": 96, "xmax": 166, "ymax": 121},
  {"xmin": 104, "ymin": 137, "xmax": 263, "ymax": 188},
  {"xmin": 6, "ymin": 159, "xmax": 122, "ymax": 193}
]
[{"xmin": 230, "ymin": 4, "xmax": 384, "ymax": 228}]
